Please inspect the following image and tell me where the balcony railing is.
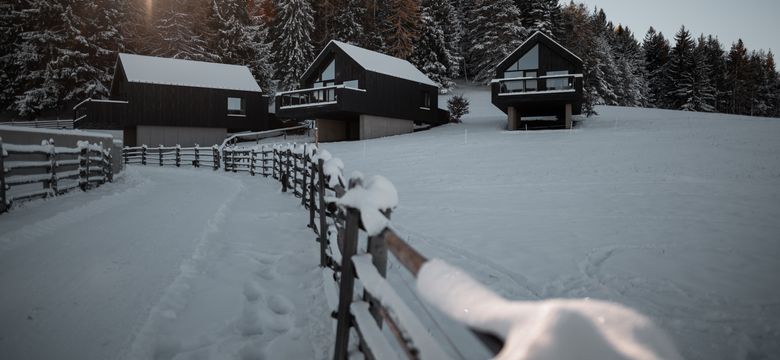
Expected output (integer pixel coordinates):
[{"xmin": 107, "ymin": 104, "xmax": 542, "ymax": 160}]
[
  {"xmin": 491, "ymin": 74, "xmax": 582, "ymax": 95},
  {"xmin": 277, "ymin": 85, "xmax": 366, "ymax": 110}
]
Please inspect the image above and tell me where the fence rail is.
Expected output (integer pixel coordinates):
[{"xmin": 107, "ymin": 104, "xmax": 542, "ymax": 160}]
[
  {"xmin": 0, "ymin": 119, "xmax": 75, "ymax": 129},
  {"xmin": 123, "ymin": 141, "xmax": 504, "ymax": 358},
  {"xmin": 0, "ymin": 137, "xmax": 112, "ymax": 213}
]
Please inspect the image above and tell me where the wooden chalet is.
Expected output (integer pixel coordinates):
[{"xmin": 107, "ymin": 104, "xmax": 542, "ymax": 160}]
[
  {"xmin": 74, "ymin": 54, "xmax": 271, "ymax": 147},
  {"xmin": 275, "ymin": 40, "xmax": 444, "ymax": 142},
  {"xmin": 491, "ymin": 31, "xmax": 584, "ymax": 130}
]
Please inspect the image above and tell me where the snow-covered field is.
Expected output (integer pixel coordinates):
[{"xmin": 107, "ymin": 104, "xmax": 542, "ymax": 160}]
[
  {"xmin": 1, "ymin": 84, "xmax": 778, "ymax": 359},
  {"xmin": 320, "ymin": 85, "xmax": 780, "ymax": 359},
  {"xmin": 0, "ymin": 167, "xmax": 331, "ymax": 359}
]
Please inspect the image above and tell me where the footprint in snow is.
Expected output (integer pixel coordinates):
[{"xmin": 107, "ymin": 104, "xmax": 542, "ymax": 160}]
[
  {"xmin": 243, "ymin": 281, "xmax": 263, "ymax": 303},
  {"xmin": 256, "ymin": 266, "xmax": 277, "ymax": 281},
  {"xmin": 267, "ymin": 294, "xmax": 294, "ymax": 315}
]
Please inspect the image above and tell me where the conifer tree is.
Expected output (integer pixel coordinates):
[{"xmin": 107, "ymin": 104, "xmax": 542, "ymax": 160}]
[
  {"xmin": 682, "ymin": 38, "xmax": 716, "ymax": 112},
  {"xmin": 642, "ymin": 27, "xmax": 670, "ymax": 107},
  {"xmin": 702, "ymin": 35, "xmax": 727, "ymax": 112},
  {"xmin": 517, "ymin": 0, "xmax": 559, "ymax": 37},
  {"xmin": 270, "ymin": 0, "xmax": 315, "ymax": 90},
  {"xmin": 466, "ymin": 0, "xmax": 526, "ymax": 83},
  {"xmin": 559, "ymin": 1, "xmax": 597, "ymax": 115},
  {"xmin": 384, "ymin": 0, "xmax": 420, "ymax": 59},
  {"xmin": 410, "ymin": 4, "xmax": 453, "ymax": 90},
  {"xmin": 330, "ymin": 0, "xmax": 366, "ymax": 45},
  {"xmin": 725, "ymin": 39, "xmax": 750, "ymax": 114},
  {"xmin": 150, "ymin": 0, "xmax": 218, "ymax": 61},
  {"xmin": 612, "ymin": 25, "xmax": 647, "ymax": 107}
]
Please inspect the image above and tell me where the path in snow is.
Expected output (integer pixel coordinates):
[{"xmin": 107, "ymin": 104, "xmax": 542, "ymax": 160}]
[
  {"xmin": 0, "ymin": 167, "xmax": 331, "ymax": 360},
  {"xmin": 321, "ymin": 85, "xmax": 780, "ymax": 360}
]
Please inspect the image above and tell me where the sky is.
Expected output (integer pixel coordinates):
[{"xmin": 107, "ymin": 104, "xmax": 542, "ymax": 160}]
[{"xmin": 576, "ymin": 0, "xmax": 780, "ymax": 55}]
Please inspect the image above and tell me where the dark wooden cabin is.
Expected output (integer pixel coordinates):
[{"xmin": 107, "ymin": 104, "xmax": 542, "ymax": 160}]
[
  {"xmin": 74, "ymin": 53, "xmax": 271, "ymax": 147},
  {"xmin": 275, "ymin": 40, "xmax": 444, "ymax": 142},
  {"xmin": 491, "ymin": 31, "xmax": 584, "ymax": 130}
]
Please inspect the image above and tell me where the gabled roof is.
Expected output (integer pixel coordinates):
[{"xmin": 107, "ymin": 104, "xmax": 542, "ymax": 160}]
[
  {"xmin": 496, "ymin": 31, "xmax": 583, "ymax": 73},
  {"xmin": 304, "ymin": 40, "xmax": 437, "ymax": 87},
  {"xmin": 117, "ymin": 53, "xmax": 262, "ymax": 92}
]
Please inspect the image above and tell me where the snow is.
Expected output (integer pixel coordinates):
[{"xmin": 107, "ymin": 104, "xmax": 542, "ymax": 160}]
[
  {"xmin": 0, "ymin": 124, "xmax": 113, "ymax": 139},
  {"xmin": 330, "ymin": 175, "xmax": 398, "ymax": 236},
  {"xmin": 118, "ymin": 53, "xmax": 262, "ymax": 92},
  {"xmin": 0, "ymin": 167, "xmax": 331, "ymax": 359},
  {"xmin": 319, "ymin": 84, "xmax": 780, "ymax": 359},
  {"xmin": 417, "ymin": 258, "xmax": 681, "ymax": 360},
  {"xmin": 327, "ymin": 40, "xmax": 437, "ymax": 87}
]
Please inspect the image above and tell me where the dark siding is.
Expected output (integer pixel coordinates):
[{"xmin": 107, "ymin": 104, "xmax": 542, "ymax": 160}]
[{"xmin": 118, "ymin": 82, "xmax": 269, "ymax": 132}]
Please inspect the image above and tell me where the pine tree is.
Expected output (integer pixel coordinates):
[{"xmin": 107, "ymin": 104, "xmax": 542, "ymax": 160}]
[
  {"xmin": 642, "ymin": 27, "xmax": 670, "ymax": 107},
  {"xmin": 612, "ymin": 25, "xmax": 647, "ymax": 107},
  {"xmin": 725, "ymin": 39, "xmax": 750, "ymax": 114},
  {"xmin": 428, "ymin": 0, "xmax": 462, "ymax": 79},
  {"xmin": 361, "ymin": 0, "xmax": 389, "ymax": 51},
  {"xmin": 517, "ymin": 0, "xmax": 559, "ymax": 37},
  {"xmin": 384, "ymin": 0, "xmax": 420, "ymax": 59},
  {"xmin": 150, "ymin": 0, "xmax": 218, "ymax": 61},
  {"xmin": 702, "ymin": 35, "xmax": 727, "ymax": 112},
  {"xmin": 410, "ymin": 4, "xmax": 453, "ymax": 90},
  {"xmin": 590, "ymin": 8, "xmax": 619, "ymax": 105},
  {"xmin": 270, "ymin": 0, "xmax": 315, "ymax": 90},
  {"xmin": 331, "ymin": 0, "xmax": 366, "ymax": 45},
  {"xmin": 208, "ymin": 0, "xmax": 273, "ymax": 90},
  {"xmin": 682, "ymin": 38, "xmax": 716, "ymax": 112},
  {"xmin": 663, "ymin": 26, "xmax": 695, "ymax": 109},
  {"xmin": 77, "ymin": 0, "xmax": 126, "ymax": 100},
  {"xmin": 466, "ymin": 0, "xmax": 527, "ymax": 83},
  {"xmin": 0, "ymin": 0, "xmax": 24, "ymax": 110},
  {"xmin": 9, "ymin": 0, "xmax": 89, "ymax": 117}
]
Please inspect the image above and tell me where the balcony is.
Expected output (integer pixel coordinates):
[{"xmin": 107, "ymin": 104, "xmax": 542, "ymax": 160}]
[
  {"xmin": 491, "ymin": 73, "xmax": 583, "ymax": 96},
  {"xmin": 277, "ymin": 85, "xmax": 366, "ymax": 110}
]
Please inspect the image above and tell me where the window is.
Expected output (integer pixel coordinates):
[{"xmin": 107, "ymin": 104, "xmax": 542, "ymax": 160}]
[
  {"xmin": 314, "ymin": 59, "xmax": 336, "ymax": 102},
  {"xmin": 343, "ymin": 80, "xmax": 359, "ymax": 89},
  {"xmin": 421, "ymin": 92, "xmax": 431, "ymax": 109},
  {"xmin": 227, "ymin": 97, "xmax": 245, "ymax": 115},
  {"xmin": 546, "ymin": 70, "xmax": 570, "ymax": 90},
  {"xmin": 524, "ymin": 71, "xmax": 537, "ymax": 91},
  {"xmin": 504, "ymin": 44, "xmax": 539, "ymax": 78}
]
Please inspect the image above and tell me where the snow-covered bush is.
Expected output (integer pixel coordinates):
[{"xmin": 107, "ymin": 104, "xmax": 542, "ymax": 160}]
[{"xmin": 447, "ymin": 95, "xmax": 470, "ymax": 123}]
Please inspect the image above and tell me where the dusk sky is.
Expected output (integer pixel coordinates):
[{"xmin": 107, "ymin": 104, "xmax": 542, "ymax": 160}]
[{"xmin": 577, "ymin": 0, "xmax": 779, "ymax": 55}]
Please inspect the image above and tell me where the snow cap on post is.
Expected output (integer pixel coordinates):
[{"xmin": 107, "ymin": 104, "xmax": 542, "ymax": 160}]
[
  {"xmin": 416, "ymin": 259, "xmax": 682, "ymax": 360},
  {"xmin": 331, "ymin": 175, "xmax": 398, "ymax": 236}
]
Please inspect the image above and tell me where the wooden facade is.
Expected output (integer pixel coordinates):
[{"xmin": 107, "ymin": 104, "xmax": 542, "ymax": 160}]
[
  {"xmin": 74, "ymin": 54, "xmax": 271, "ymax": 146},
  {"xmin": 491, "ymin": 32, "xmax": 584, "ymax": 130},
  {"xmin": 275, "ymin": 41, "xmax": 443, "ymax": 141}
]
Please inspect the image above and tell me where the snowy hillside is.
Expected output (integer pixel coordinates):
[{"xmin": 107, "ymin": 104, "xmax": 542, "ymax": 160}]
[{"xmin": 319, "ymin": 85, "xmax": 780, "ymax": 360}]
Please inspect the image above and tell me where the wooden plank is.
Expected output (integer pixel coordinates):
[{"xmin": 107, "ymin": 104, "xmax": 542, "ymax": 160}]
[
  {"xmin": 352, "ymin": 302, "xmax": 401, "ymax": 360},
  {"xmin": 318, "ymin": 158, "xmax": 328, "ymax": 267},
  {"xmin": 366, "ymin": 210, "xmax": 391, "ymax": 327},
  {"xmin": 333, "ymin": 179, "xmax": 362, "ymax": 360}
]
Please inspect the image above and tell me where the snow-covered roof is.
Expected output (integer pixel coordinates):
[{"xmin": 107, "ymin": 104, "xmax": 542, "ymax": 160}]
[
  {"xmin": 328, "ymin": 41, "xmax": 437, "ymax": 87},
  {"xmin": 117, "ymin": 53, "xmax": 262, "ymax": 92}
]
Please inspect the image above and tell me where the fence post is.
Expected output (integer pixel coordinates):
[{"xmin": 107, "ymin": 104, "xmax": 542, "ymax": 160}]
[
  {"xmin": 223, "ymin": 147, "xmax": 229, "ymax": 172},
  {"xmin": 158, "ymin": 145, "xmax": 163, "ymax": 166},
  {"xmin": 141, "ymin": 145, "xmax": 147, "ymax": 166},
  {"xmin": 317, "ymin": 158, "xmax": 328, "ymax": 266},
  {"xmin": 250, "ymin": 148, "xmax": 256, "ymax": 176},
  {"xmin": 301, "ymin": 147, "xmax": 308, "ymax": 206},
  {"xmin": 212, "ymin": 146, "xmax": 219, "ymax": 170},
  {"xmin": 107, "ymin": 152, "xmax": 113, "ymax": 182},
  {"xmin": 0, "ymin": 137, "xmax": 7, "ymax": 213},
  {"xmin": 79, "ymin": 144, "xmax": 88, "ymax": 191},
  {"xmin": 123, "ymin": 146, "xmax": 128, "ymax": 164},
  {"xmin": 272, "ymin": 148, "xmax": 278, "ymax": 180},
  {"xmin": 232, "ymin": 149, "xmax": 237, "ymax": 173},
  {"xmin": 194, "ymin": 145, "xmax": 200, "ymax": 168},
  {"xmin": 286, "ymin": 149, "xmax": 293, "ymax": 192},
  {"xmin": 98, "ymin": 142, "xmax": 106, "ymax": 185},
  {"xmin": 333, "ymin": 178, "xmax": 363, "ymax": 360},
  {"xmin": 281, "ymin": 148, "xmax": 288, "ymax": 193},
  {"xmin": 48, "ymin": 139, "xmax": 58, "ymax": 196},
  {"xmin": 175, "ymin": 145, "xmax": 181, "ymax": 167},
  {"xmin": 308, "ymin": 150, "xmax": 317, "ymax": 230}
]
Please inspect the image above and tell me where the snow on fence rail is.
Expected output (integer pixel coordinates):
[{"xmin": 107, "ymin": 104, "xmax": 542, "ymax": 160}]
[
  {"xmin": 0, "ymin": 137, "xmax": 112, "ymax": 213},
  {"xmin": 122, "ymin": 142, "xmax": 679, "ymax": 359},
  {"xmin": 0, "ymin": 119, "xmax": 75, "ymax": 130}
]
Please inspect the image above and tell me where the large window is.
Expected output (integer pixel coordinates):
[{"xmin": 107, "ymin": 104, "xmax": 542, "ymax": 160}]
[
  {"xmin": 504, "ymin": 44, "xmax": 539, "ymax": 79},
  {"xmin": 314, "ymin": 59, "xmax": 336, "ymax": 101},
  {"xmin": 545, "ymin": 70, "xmax": 570, "ymax": 90},
  {"xmin": 227, "ymin": 97, "xmax": 245, "ymax": 115}
]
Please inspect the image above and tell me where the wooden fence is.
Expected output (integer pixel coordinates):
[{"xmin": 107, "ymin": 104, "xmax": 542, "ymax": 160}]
[
  {"xmin": 122, "ymin": 142, "xmax": 505, "ymax": 358},
  {"xmin": 0, "ymin": 137, "xmax": 112, "ymax": 213},
  {"xmin": 0, "ymin": 119, "xmax": 75, "ymax": 129}
]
